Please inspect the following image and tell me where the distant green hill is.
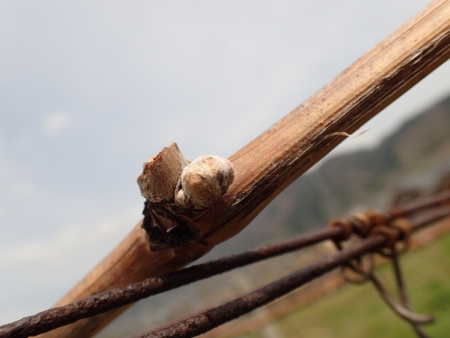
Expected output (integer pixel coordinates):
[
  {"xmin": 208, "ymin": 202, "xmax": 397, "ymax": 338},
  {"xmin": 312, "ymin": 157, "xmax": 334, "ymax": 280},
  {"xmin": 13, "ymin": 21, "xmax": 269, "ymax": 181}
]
[{"xmin": 272, "ymin": 230, "xmax": 450, "ymax": 338}]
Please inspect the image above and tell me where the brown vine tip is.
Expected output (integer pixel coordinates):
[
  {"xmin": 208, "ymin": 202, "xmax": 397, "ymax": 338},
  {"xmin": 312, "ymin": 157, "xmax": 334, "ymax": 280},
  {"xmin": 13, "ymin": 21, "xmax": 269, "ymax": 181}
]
[
  {"xmin": 137, "ymin": 143, "xmax": 190, "ymax": 203},
  {"xmin": 175, "ymin": 155, "xmax": 235, "ymax": 210}
]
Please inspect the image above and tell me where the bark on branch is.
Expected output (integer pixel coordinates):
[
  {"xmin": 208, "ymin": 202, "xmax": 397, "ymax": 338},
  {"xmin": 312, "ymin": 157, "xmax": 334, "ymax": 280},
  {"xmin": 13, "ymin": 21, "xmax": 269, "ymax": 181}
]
[{"xmin": 38, "ymin": 1, "xmax": 450, "ymax": 337}]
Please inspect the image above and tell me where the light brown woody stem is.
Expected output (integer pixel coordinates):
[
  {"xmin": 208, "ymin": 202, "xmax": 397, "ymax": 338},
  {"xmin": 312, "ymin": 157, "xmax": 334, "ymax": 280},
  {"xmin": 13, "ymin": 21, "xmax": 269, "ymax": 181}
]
[{"xmin": 39, "ymin": 1, "xmax": 450, "ymax": 336}]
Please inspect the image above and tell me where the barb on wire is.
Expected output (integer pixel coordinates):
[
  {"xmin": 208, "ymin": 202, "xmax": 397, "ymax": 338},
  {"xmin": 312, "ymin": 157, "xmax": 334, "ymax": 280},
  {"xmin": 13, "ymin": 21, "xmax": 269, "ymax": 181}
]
[
  {"xmin": 331, "ymin": 210, "xmax": 435, "ymax": 337},
  {"xmin": 391, "ymin": 250, "xmax": 430, "ymax": 338},
  {"xmin": 368, "ymin": 274, "xmax": 433, "ymax": 324},
  {"xmin": 368, "ymin": 268, "xmax": 432, "ymax": 338},
  {"xmin": 0, "ymin": 194, "xmax": 449, "ymax": 338}
]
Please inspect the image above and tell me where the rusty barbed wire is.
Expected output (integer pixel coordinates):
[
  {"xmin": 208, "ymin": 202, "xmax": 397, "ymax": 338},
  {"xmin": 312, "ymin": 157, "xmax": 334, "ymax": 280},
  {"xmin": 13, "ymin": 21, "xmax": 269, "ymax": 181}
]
[
  {"xmin": 390, "ymin": 189, "xmax": 450, "ymax": 216},
  {"xmin": 140, "ymin": 235, "xmax": 387, "ymax": 338},
  {"xmin": 330, "ymin": 211, "xmax": 434, "ymax": 337},
  {"xmin": 0, "ymin": 228, "xmax": 341, "ymax": 338},
  {"xmin": 1, "ymin": 193, "xmax": 449, "ymax": 338},
  {"xmin": 391, "ymin": 249, "xmax": 430, "ymax": 338},
  {"xmin": 140, "ymin": 207, "xmax": 450, "ymax": 338}
]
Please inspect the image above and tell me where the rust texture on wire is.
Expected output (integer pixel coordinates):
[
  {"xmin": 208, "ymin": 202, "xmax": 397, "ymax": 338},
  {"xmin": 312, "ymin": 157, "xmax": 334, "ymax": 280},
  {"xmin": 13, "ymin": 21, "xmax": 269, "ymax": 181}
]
[
  {"xmin": 0, "ymin": 228, "xmax": 341, "ymax": 338},
  {"xmin": 139, "ymin": 207, "xmax": 450, "ymax": 338},
  {"xmin": 330, "ymin": 211, "xmax": 434, "ymax": 337},
  {"xmin": 141, "ymin": 235, "xmax": 387, "ymax": 338},
  {"xmin": 391, "ymin": 250, "xmax": 430, "ymax": 338},
  {"xmin": 0, "ymin": 193, "xmax": 449, "ymax": 338},
  {"xmin": 391, "ymin": 189, "xmax": 450, "ymax": 216}
]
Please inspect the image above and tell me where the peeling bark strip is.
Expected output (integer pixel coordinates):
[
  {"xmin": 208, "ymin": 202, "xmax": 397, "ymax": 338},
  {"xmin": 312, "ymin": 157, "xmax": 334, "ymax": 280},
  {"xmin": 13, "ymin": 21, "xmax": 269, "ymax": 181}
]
[
  {"xmin": 138, "ymin": 143, "xmax": 194, "ymax": 250},
  {"xmin": 38, "ymin": 1, "xmax": 450, "ymax": 337},
  {"xmin": 137, "ymin": 143, "xmax": 189, "ymax": 204}
]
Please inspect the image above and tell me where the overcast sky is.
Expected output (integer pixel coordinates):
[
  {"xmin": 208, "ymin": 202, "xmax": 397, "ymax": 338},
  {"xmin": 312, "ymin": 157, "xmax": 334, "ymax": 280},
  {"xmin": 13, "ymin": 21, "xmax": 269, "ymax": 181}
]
[{"xmin": 1, "ymin": 0, "xmax": 450, "ymax": 326}]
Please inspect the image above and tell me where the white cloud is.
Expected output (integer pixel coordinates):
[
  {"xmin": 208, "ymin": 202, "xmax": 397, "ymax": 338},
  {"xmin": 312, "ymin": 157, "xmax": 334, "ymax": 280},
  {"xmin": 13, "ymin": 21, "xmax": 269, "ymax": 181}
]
[{"xmin": 42, "ymin": 112, "xmax": 73, "ymax": 136}]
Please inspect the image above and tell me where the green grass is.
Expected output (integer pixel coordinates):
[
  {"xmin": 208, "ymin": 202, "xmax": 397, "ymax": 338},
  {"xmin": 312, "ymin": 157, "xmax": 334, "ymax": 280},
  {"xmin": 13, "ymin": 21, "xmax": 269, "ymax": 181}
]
[{"xmin": 241, "ymin": 233, "xmax": 450, "ymax": 338}]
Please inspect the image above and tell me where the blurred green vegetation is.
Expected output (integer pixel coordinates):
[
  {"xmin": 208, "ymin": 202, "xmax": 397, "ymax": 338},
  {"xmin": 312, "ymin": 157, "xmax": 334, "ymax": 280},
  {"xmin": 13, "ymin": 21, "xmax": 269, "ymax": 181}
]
[{"xmin": 236, "ymin": 232, "xmax": 450, "ymax": 338}]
